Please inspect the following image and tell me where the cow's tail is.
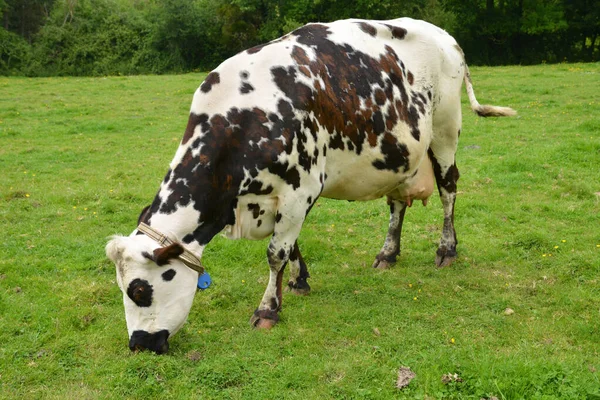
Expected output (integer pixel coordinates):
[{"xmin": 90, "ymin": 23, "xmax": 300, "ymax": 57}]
[{"xmin": 464, "ymin": 65, "xmax": 517, "ymax": 117}]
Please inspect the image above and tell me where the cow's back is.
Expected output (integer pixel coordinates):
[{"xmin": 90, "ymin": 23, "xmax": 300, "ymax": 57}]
[{"xmin": 180, "ymin": 18, "xmax": 465, "ymax": 202}]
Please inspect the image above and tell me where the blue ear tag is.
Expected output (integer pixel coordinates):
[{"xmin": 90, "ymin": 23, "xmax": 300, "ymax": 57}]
[{"xmin": 197, "ymin": 272, "xmax": 212, "ymax": 290}]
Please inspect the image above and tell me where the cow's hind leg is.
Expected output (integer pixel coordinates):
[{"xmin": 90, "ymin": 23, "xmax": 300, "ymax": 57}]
[
  {"xmin": 429, "ymin": 131, "xmax": 461, "ymax": 267},
  {"xmin": 372, "ymin": 197, "xmax": 408, "ymax": 269},
  {"xmin": 428, "ymin": 79, "xmax": 463, "ymax": 267},
  {"xmin": 287, "ymin": 241, "xmax": 310, "ymax": 295},
  {"xmin": 429, "ymin": 148, "xmax": 459, "ymax": 267}
]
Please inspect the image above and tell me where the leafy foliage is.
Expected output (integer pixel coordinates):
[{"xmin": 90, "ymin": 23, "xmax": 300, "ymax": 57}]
[
  {"xmin": 0, "ymin": 27, "xmax": 31, "ymax": 74},
  {"xmin": 0, "ymin": 0, "xmax": 599, "ymax": 74},
  {"xmin": 25, "ymin": 0, "xmax": 170, "ymax": 75},
  {"xmin": 458, "ymin": 0, "xmax": 598, "ymax": 64}
]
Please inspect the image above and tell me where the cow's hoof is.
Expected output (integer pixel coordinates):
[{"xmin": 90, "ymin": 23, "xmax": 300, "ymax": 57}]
[
  {"xmin": 435, "ymin": 247, "xmax": 457, "ymax": 268},
  {"xmin": 372, "ymin": 259, "xmax": 393, "ymax": 269},
  {"xmin": 250, "ymin": 309, "xmax": 279, "ymax": 329},
  {"xmin": 371, "ymin": 255, "xmax": 396, "ymax": 269},
  {"xmin": 255, "ymin": 318, "xmax": 278, "ymax": 329},
  {"xmin": 287, "ymin": 279, "xmax": 311, "ymax": 295},
  {"xmin": 290, "ymin": 286, "xmax": 311, "ymax": 296}
]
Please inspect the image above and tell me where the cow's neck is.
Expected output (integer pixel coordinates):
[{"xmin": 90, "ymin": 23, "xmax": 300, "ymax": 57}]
[
  {"xmin": 141, "ymin": 119, "xmax": 244, "ymax": 256},
  {"xmin": 143, "ymin": 174, "xmax": 239, "ymax": 259},
  {"xmin": 144, "ymin": 205, "xmax": 206, "ymax": 257}
]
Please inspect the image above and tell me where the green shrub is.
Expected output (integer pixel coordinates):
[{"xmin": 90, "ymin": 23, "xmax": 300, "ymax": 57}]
[
  {"xmin": 27, "ymin": 0, "xmax": 174, "ymax": 76},
  {"xmin": 0, "ymin": 27, "xmax": 31, "ymax": 75}
]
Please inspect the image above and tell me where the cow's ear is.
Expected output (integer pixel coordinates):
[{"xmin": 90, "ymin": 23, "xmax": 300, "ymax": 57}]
[
  {"xmin": 147, "ymin": 243, "xmax": 185, "ymax": 266},
  {"xmin": 106, "ymin": 236, "xmax": 127, "ymax": 263},
  {"xmin": 137, "ymin": 205, "xmax": 151, "ymax": 225}
]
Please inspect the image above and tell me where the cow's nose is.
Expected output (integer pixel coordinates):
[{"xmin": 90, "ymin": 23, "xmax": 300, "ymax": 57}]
[
  {"xmin": 129, "ymin": 330, "xmax": 170, "ymax": 354},
  {"xmin": 130, "ymin": 343, "xmax": 146, "ymax": 352}
]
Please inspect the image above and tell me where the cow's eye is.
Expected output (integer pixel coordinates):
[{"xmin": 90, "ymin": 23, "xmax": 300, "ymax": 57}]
[{"xmin": 127, "ymin": 278, "xmax": 154, "ymax": 307}]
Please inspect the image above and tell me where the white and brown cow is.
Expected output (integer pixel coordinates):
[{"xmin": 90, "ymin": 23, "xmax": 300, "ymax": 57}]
[{"xmin": 106, "ymin": 18, "xmax": 515, "ymax": 353}]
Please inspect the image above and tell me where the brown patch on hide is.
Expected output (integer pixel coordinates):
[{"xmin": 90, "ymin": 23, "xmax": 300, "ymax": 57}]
[
  {"xmin": 357, "ymin": 22, "xmax": 377, "ymax": 37},
  {"xmin": 200, "ymin": 72, "xmax": 220, "ymax": 93}
]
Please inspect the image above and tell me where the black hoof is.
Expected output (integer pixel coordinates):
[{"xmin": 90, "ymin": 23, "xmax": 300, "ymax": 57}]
[{"xmin": 287, "ymin": 279, "xmax": 311, "ymax": 295}]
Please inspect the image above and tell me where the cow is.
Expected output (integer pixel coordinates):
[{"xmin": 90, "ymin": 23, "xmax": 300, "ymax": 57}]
[{"xmin": 106, "ymin": 18, "xmax": 515, "ymax": 354}]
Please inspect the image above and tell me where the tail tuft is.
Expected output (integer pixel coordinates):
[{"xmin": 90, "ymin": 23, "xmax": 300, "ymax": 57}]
[
  {"xmin": 464, "ymin": 65, "xmax": 516, "ymax": 118},
  {"xmin": 474, "ymin": 105, "xmax": 517, "ymax": 117}
]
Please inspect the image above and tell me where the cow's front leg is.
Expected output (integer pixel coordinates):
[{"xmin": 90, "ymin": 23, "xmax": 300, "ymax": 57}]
[
  {"xmin": 287, "ymin": 241, "xmax": 310, "ymax": 295},
  {"xmin": 250, "ymin": 195, "xmax": 310, "ymax": 329},
  {"xmin": 372, "ymin": 197, "xmax": 408, "ymax": 269},
  {"xmin": 249, "ymin": 248, "xmax": 289, "ymax": 329}
]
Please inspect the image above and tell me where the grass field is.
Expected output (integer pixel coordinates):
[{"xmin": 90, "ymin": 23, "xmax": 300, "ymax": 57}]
[{"xmin": 1, "ymin": 63, "xmax": 599, "ymax": 399}]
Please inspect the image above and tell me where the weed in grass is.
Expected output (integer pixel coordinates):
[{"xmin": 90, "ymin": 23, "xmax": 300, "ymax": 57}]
[{"xmin": 1, "ymin": 64, "xmax": 600, "ymax": 399}]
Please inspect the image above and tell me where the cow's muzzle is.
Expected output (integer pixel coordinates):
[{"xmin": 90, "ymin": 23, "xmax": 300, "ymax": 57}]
[{"xmin": 129, "ymin": 329, "xmax": 170, "ymax": 354}]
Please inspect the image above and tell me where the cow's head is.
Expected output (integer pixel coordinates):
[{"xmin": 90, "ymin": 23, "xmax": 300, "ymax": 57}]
[{"xmin": 105, "ymin": 234, "xmax": 199, "ymax": 354}]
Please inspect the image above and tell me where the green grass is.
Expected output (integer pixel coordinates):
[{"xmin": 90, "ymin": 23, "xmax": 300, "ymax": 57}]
[{"xmin": 1, "ymin": 63, "xmax": 599, "ymax": 399}]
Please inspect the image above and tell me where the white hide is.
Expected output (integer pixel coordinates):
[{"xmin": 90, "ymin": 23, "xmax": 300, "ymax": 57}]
[{"xmin": 224, "ymin": 196, "xmax": 279, "ymax": 240}]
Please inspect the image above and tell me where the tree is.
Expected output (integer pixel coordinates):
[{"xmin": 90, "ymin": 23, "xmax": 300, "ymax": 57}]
[
  {"xmin": 563, "ymin": 0, "xmax": 600, "ymax": 61},
  {"xmin": 2, "ymin": 0, "xmax": 55, "ymax": 41},
  {"xmin": 28, "ymin": 0, "xmax": 162, "ymax": 75},
  {"xmin": 1, "ymin": 0, "xmax": 598, "ymax": 76}
]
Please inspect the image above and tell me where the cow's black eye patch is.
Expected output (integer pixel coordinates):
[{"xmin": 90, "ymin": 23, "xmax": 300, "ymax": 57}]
[
  {"xmin": 127, "ymin": 278, "xmax": 153, "ymax": 307},
  {"xmin": 162, "ymin": 269, "xmax": 177, "ymax": 282}
]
